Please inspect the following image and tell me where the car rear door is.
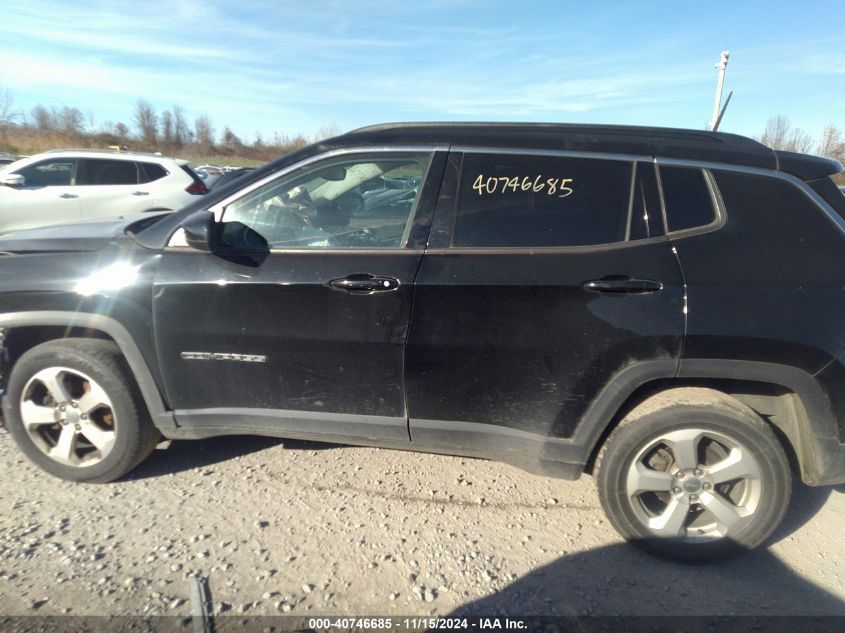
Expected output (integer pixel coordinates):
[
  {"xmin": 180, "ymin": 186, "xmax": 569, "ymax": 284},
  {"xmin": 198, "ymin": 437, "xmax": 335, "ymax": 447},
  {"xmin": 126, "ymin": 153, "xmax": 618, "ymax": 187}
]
[
  {"xmin": 76, "ymin": 158, "xmax": 146, "ymax": 218},
  {"xmin": 405, "ymin": 150, "xmax": 685, "ymax": 465},
  {"xmin": 152, "ymin": 149, "xmax": 446, "ymax": 441}
]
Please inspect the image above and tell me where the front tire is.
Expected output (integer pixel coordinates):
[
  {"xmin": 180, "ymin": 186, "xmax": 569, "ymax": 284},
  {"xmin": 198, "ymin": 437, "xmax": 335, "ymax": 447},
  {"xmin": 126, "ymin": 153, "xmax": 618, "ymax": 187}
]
[
  {"xmin": 4, "ymin": 339, "xmax": 160, "ymax": 483},
  {"xmin": 595, "ymin": 388, "xmax": 791, "ymax": 561}
]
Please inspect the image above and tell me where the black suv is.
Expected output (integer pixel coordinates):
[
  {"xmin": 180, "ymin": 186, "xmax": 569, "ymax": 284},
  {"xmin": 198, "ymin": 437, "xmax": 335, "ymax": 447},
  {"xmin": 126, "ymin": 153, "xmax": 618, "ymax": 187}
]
[{"xmin": 2, "ymin": 123, "xmax": 844, "ymax": 560}]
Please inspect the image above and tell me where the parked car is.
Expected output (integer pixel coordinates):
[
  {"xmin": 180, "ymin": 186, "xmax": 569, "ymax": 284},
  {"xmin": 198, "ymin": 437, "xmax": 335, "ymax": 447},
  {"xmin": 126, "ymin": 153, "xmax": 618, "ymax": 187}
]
[
  {"xmin": 0, "ymin": 153, "xmax": 17, "ymax": 166},
  {"xmin": 209, "ymin": 167, "xmax": 253, "ymax": 190},
  {"xmin": 0, "ymin": 149, "xmax": 207, "ymax": 234},
  {"xmin": 1, "ymin": 123, "xmax": 844, "ymax": 561}
]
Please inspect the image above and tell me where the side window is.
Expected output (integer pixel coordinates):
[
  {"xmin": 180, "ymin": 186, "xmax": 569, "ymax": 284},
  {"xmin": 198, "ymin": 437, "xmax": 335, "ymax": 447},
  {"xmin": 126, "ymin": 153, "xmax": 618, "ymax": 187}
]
[
  {"xmin": 79, "ymin": 159, "xmax": 139, "ymax": 185},
  {"xmin": 628, "ymin": 162, "xmax": 664, "ymax": 240},
  {"xmin": 16, "ymin": 159, "xmax": 75, "ymax": 187},
  {"xmin": 137, "ymin": 162, "xmax": 168, "ymax": 183},
  {"xmin": 659, "ymin": 166, "xmax": 717, "ymax": 232},
  {"xmin": 453, "ymin": 153, "xmax": 633, "ymax": 248},
  {"xmin": 222, "ymin": 152, "xmax": 432, "ymax": 249}
]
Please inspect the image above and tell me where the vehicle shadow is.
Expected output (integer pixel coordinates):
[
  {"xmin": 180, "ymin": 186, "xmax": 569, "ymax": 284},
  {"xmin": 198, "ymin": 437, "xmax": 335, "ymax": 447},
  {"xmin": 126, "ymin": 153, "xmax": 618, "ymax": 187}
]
[
  {"xmin": 122, "ymin": 435, "xmax": 343, "ymax": 481},
  {"xmin": 450, "ymin": 538, "xmax": 845, "ymax": 618},
  {"xmin": 769, "ymin": 477, "xmax": 837, "ymax": 541},
  {"xmin": 123, "ymin": 436, "xmax": 284, "ymax": 480}
]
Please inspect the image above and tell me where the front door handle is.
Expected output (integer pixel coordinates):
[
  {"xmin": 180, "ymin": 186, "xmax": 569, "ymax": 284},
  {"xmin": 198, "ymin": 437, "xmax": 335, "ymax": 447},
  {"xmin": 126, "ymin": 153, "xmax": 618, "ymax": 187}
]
[
  {"xmin": 583, "ymin": 277, "xmax": 663, "ymax": 293},
  {"xmin": 59, "ymin": 193, "xmax": 78, "ymax": 199},
  {"xmin": 329, "ymin": 274, "xmax": 400, "ymax": 294},
  {"xmin": 133, "ymin": 191, "xmax": 150, "ymax": 196}
]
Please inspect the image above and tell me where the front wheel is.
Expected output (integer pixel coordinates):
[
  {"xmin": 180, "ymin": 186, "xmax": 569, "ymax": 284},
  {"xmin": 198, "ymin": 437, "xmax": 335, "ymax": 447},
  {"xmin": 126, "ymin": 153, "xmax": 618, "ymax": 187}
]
[
  {"xmin": 3, "ymin": 339, "xmax": 160, "ymax": 483},
  {"xmin": 595, "ymin": 388, "xmax": 792, "ymax": 561}
]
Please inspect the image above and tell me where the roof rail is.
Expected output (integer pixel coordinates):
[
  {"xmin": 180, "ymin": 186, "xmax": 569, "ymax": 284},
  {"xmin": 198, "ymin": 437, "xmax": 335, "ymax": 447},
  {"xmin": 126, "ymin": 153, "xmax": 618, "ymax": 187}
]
[{"xmin": 41, "ymin": 148, "xmax": 172, "ymax": 159}]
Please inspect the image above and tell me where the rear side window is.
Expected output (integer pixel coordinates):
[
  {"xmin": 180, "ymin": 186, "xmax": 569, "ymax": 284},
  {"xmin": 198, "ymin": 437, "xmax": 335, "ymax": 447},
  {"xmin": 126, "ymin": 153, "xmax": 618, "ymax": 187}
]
[
  {"xmin": 453, "ymin": 153, "xmax": 633, "ymax": 247},
  {"xmin": 80, "ymin": 159, "xmax": 139, "ymax": 185},
  {"xmin": 137, "ymin": 162, "xmax": 168, "ymax": 183},
  {"xmin": 659, "ymin": 166, "xmax": 717, "ymax": 232}
]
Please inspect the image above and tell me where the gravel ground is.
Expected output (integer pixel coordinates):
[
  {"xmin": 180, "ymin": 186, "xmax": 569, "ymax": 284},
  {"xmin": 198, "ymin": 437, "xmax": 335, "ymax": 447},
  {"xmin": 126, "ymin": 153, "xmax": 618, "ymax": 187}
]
[{"xmin": 0, "ymin": 430, "xmax": 843, "ymax": 618}]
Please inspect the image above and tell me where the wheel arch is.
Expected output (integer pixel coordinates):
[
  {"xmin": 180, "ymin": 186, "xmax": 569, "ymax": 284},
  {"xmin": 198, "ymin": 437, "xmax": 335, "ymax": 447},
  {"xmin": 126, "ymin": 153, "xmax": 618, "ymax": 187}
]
[
  {"xmin": 0, "ymin": 312, "xmax": 176, "ymax": 433},
  {"xmin": 579, "ymin": 359, "xmax": 844, "ymax": 486}
]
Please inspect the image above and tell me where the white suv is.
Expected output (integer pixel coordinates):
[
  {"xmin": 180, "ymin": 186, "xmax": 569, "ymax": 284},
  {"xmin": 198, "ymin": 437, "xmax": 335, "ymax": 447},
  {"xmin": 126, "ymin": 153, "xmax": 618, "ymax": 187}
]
[{"xmin": 0, "ymin": 149, "xmax": 208, "ymax": 234}]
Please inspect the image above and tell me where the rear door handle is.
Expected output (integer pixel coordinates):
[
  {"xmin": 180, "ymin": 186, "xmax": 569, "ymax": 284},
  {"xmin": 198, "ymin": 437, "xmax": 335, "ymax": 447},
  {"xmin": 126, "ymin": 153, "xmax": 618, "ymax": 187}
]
[
  {"xmin": 59, "ymin": 193, "xmax": 78, "ymax": 199},
  {"xmin": 133, "ymin": 191, "xmax": 150, "ymax": 196},
  {"xmin": 329, "ymin": 274, "xmax": 400, "ymax": 294},
  {"xmin": 583, "ymin": 277, "xmax": 663, "ymax": 293}
]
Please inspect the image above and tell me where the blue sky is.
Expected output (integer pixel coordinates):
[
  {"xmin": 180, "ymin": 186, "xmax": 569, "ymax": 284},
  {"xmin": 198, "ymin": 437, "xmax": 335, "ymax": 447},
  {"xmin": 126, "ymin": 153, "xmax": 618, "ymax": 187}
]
[{"xmin": 1, "ymin": 0, "xmax": 843, "ymax": 145}]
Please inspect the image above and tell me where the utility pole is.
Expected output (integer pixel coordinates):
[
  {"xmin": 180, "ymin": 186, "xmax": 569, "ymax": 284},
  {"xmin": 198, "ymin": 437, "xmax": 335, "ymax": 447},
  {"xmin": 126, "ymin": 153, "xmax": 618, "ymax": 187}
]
[{"xmin": 709, "ymin": 50, "xmax": 730, "ymax": 131}]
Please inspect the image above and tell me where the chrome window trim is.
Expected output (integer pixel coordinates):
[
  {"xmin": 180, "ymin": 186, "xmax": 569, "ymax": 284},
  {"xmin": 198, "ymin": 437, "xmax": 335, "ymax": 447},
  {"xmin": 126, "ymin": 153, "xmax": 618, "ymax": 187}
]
[
  {"xmin": 624, "ymin": 161, "xmax": 637, "ymax": 242},
  {"xmin": 654, "ymin": 156, "xmax": 845, "ymax": 238},
  {"xmin": 166, "ymin": 142, "xmax": 845, "ymax": 253},
  {"xmin": 443, "ymin": 146, "xmax": 845, "ymax": 249},
  {"xmin": 654, "ymin": 163, "xmax": 726, "ymax": 240},
  {"xmin": 449, "ymin": 148, "xmax": 645, "ymax": 252}
]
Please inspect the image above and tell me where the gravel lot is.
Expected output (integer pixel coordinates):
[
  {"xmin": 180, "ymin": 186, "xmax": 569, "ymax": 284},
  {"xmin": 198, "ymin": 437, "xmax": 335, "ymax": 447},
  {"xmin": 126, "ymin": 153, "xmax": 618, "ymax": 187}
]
[{"xmin": 0, "ymin": 430, "xmax": 843, "ymax": 618}]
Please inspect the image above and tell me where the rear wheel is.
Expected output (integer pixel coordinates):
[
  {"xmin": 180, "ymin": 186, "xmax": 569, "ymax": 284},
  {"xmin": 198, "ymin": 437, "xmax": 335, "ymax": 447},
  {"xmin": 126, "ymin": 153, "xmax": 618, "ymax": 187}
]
[
  {"xmin": 4, "ymin": 338, "xmax": 160, "ymax": 483},
  {"xmin": 595, "ymin": 388, "xmax": 791, "ymax": 561}
]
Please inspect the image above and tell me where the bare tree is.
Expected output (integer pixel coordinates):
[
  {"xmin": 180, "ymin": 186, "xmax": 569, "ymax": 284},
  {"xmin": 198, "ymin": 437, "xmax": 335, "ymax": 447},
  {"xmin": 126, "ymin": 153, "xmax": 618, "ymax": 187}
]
[
  {"xmin": 195, "ymin": 114, "xmax": 214, "ymax": 145},
  {"xmin": 161, "ymin": 110, "xmax": 174, "ymax": 146},
  {"xmin": 31, "ymin": 104, "xmax": 54, "ymax": 131},
  {"xmin": 172, "ymin": 105, "xmax": 189, "ymax": 148},
  {"xmin": 134, "ymin": 98, "xmax": 158, "ymax": 145},
  {"xmin": 757, "ymin": 115, "xmax": 813, "ymax": 153},
  {"xmin": 314, "ymin": 122, "xmax": 342, "ymax": 141},
  {"xmin": 817, "ymin": 124, "xmax": 844, "ymax": 160},
  {"xmin": 115, "ymin": 122, "xmax": 130, "ymax": 141},
  {"xmin": 221, "ymin": 126, "xmax": 241, "ymax": 150},
  {"xmin": 786, "ymin": 129, "xmax": 813, "ymax": 154},
  {"xmin": 758, "ymin": 115, "xmax": 791, "ymax": 150},
  {"xmin": 57, "ymin": 106, "xmax": 85, "ymax": 135},
  {"xmin": 0, "ymin": 87, "xmax": 16, "ymax": 131}
]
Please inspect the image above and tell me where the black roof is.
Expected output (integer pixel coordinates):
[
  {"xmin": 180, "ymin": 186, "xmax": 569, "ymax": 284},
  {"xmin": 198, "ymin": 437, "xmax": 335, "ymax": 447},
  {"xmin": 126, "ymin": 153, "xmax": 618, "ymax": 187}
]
[{"xmin": 331, "ymin": 122, "xmax": 841, "ymax": 181}]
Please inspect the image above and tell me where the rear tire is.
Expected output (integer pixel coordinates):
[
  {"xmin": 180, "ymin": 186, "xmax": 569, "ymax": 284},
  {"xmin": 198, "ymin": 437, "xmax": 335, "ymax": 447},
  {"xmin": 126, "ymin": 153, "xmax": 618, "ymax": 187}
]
[
  {"xmin": 595, "ymin": 388, "xmax": 791, "ymax": 561},
  {"xmin": 3, "ymin": 338, "xmax": 160, "ymax": 483}
]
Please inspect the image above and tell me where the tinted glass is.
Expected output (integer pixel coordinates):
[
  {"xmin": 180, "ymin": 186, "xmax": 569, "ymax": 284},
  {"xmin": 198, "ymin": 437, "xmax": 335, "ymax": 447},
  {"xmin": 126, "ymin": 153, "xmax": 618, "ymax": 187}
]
[
  {"xmin": 453, "ymin": 153, "xmax": 633, "ymax": 247},
  {"xmin": 81, "ymin": 159, "xmax": 138, "ymax": 185},
  {"xmin": 138, "ymin": 162, "xmax": 167, "ymax": 183},
  {"xmin": 660, "ymin": 166, "xmax": 716, "ymax": 232},
  {"xmin": 17, "ymin": 160, "xmax": 75, "ymax": 187},
  {"xmin": 223, "ymin": 152, "xmax": 432, "ymax": 248}
]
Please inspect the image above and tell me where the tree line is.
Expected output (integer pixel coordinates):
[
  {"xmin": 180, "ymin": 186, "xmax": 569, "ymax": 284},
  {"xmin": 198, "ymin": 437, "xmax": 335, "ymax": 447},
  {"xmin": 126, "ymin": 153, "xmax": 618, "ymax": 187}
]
[
  {"xmin": 0, "ymin": 90, "xmax": 340, "ymax": 162},
  {"xmin": 0, "ymin": 87, "xmax": 843, "ymax": 175}
]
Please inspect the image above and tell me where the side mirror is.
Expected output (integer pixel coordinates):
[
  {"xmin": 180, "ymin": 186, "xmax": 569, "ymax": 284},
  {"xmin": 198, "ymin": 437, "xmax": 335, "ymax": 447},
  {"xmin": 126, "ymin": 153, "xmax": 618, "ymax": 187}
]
[
  {"xmin": 181, "ymin": 210, "xmax": 215, "ymax": 252},
  {"xmin": 0, "ymin": 174, "xmax": 24, "ymax": 187}
]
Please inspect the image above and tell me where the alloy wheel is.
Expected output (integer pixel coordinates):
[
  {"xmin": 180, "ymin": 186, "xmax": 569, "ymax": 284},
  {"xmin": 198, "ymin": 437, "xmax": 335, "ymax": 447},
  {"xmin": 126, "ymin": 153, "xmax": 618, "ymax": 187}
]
[
  {"xmin": 625, "ymin": 428, "xmax": 762, "ymax": 541},
  {"xmin": 20, "ymin": 366, "xmax": 117, "ymax": 467}
]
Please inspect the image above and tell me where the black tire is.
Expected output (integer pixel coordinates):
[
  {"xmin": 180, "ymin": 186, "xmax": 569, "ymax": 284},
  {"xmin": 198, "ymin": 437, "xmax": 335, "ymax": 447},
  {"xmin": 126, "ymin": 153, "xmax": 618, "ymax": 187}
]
[
  {"xmin": 3, "ymin": 338, "xmax": 160, "ymax": 483},
  {"xmin": 595, "ymin": 387, "xmax": 791, "ymax": 561}
]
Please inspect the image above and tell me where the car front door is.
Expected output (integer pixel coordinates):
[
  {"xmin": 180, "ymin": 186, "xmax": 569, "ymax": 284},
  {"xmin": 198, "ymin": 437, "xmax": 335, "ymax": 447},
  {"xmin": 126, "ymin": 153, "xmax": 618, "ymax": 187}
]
[
  {"xmin": 0, "ymin": 158, "xmax": 81, "ymax": 233},
  {"xmin": 405, "ymin": 151, "xmax": 686, "ymax": 467},
  {"xmin": 153, "ymin": 149, "xmax": 446, "ymax": 442}
]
